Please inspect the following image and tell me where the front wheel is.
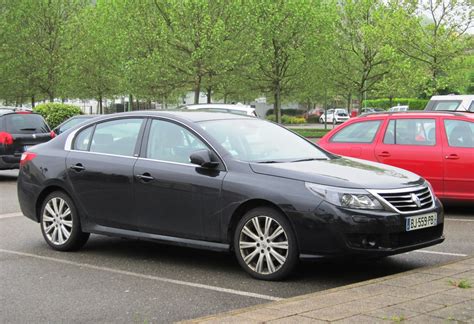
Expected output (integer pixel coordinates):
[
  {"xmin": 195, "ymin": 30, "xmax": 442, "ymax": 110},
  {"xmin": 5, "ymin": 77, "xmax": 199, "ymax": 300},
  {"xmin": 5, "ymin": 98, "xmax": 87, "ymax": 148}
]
[
  {"xmin": 234, "ymin": 207, "xmax": 298, "ymax": 280},
  {"xmin": 40, "ymin": 191, "xmax": 90, "ymax": 251}
]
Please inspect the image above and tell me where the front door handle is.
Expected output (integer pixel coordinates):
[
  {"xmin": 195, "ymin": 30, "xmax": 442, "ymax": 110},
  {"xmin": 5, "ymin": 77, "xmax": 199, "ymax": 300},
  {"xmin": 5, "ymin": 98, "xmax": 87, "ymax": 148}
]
[
  {"xmin": 445, "ymin": 154, "xmax": 460, "ymax": 160},
  {"xmin": 70, "ymin": 163, "xmax": 85, "ymax": 172},
  {"xmin": 377, "ymin": 151, "xmax": 391, "ymax": 158},
  {"xmin": 136, "ymin": 173, "xmax": 154, "ymax": 182}
]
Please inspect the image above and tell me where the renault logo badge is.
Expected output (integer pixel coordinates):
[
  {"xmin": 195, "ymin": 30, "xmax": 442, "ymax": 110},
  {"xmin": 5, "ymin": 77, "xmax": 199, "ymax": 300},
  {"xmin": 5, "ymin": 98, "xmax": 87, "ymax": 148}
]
[{"xmin": 411, "ymin": 193, "xmax": 421, "ymax": 208}]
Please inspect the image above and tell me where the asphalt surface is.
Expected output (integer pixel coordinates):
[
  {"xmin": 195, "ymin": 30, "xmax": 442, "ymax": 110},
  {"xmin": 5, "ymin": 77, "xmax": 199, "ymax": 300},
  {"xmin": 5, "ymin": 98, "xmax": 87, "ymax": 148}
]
[{"xmin": 0, "ymin": 169, "xmax": 473, "ymax": 323}]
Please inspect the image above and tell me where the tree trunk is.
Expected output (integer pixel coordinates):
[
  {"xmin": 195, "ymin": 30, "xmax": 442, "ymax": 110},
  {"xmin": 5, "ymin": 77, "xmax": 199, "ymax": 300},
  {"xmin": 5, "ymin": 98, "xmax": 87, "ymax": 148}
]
[
  {"xmin": 98, "ymin": 95, "xmax": 103, "ymax": 114},
  {"xmin": 194, "ymin": 75, "xmax": 201, "ymax": 104},
  {"xmin": 129, "ymin": 94, "xmax": 133, "ymax": 112},
  {"xmin": 49, "ymin": 94, "xmax": 54, "ymax": 102},
  {"xmin": 136, "ymin": 99, "xmax": 140, "ymax": 110},
  {"xmin": 207, "ymin": 87, "xmax": 212, "ymax": 104},
  {"xmin": 274, "ymin": 82, "xmax": 282, "ymax": 124},
  {"xmin": 347, "ymin": 93, "xmax": 352, "ymax": 111},
  {"xmin": 223, "ymin": 93, "xmax": 227, "ymax": 104},
  {"xmin": 31, "ymin": 96, "xmax": 35, "ymax": 108}
]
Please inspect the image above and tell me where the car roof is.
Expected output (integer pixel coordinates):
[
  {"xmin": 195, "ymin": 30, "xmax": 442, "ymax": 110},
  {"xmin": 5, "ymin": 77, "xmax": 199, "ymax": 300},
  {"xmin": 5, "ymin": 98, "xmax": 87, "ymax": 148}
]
[
  {"xmin": 95, "ymin": 110, "xmax": 253, "ymax": 123},
  {"xmin": 430, "ymin": 95, "xmax": 474, "ymax": 101},
  {"xmin": 359, "ymin": 110, "xmax": 474, "ymax": 120}
]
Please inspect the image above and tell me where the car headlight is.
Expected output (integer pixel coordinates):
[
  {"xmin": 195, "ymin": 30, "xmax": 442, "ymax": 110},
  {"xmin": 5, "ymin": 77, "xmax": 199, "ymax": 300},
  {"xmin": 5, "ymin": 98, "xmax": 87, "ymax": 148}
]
[{"xmin": 305, "ymin": 182, "xmax": 383, "ymax": 210}]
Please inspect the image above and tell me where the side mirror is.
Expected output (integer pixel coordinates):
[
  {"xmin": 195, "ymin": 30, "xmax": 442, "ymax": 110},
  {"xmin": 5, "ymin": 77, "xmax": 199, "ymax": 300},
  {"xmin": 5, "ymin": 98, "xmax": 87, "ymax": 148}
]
[{"xmin": 190, "ymin": 150, "xmax": 220, "ymax": 168}]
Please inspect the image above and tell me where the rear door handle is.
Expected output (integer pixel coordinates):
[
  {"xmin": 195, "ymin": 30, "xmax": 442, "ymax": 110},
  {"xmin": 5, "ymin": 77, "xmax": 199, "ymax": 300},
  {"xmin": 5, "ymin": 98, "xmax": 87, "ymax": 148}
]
[
  {"xmin": 377, "ymin": 151, "xmax": 391, "ymax": 158},
  {"xmin": 136, "ymin": 173, "xmax": 154, "ymax": 182},
  {"xmin": 445, "ymin": 154, "xmax": 460, "ymax": 160},
  {"xmin": 70, "ymin": 163, "xmax": 85, "ymax": 172}
]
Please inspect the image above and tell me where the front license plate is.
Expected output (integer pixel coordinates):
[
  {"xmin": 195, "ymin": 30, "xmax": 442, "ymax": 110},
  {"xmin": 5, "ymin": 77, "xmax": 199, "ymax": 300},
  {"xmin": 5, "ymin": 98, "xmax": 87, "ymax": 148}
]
[{"xmin": 405, "ymin": 213, "xmax": 437, "ymax": 232}]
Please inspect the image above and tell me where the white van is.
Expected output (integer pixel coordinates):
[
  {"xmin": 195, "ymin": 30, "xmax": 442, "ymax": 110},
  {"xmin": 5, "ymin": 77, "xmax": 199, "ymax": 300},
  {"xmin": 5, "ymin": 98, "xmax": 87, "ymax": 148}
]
[
  {"xmin": 425, "ymin": 95, "xmax": 474, "ymax": 112},
  {"xmin": 180, "ymin": 103, "xmax": 258, "ymax": 117}
]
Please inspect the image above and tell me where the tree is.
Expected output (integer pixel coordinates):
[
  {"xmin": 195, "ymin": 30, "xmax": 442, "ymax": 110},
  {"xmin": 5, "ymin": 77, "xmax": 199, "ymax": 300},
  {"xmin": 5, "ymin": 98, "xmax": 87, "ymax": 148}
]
[
  {"xmin": 392, "ymin": 0, "xmax": 473, "ymax": 96},
  {"xmin": 1, "ymin": 0, "xmax": 85, "ymax": 103}
]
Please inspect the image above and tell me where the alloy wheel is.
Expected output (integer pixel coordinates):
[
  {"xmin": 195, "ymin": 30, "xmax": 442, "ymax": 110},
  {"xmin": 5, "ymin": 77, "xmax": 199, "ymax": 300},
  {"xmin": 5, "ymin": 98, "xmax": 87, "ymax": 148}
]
[
  {"xmin": 239, "ymin": 216, "xmax": 289, "ymax": 275},
  {"xmin": 42, "ymin": 197, "xmax": 73, "ymax": 245}
]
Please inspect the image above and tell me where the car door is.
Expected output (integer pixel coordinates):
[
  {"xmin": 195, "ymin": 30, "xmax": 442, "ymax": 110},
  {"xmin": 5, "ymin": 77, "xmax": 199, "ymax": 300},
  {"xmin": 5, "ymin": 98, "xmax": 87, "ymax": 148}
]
[
  {"xmin": 374, "ymin": 117, "xmax": 444, "ymax": 196},
  {"xmin": 66, "ymin": 118, "xmax": 145, "ymax": 230},
  {"xmin": 133, "ymin": 118, "xmax": 226, "ymax": 240},
  {"xmin": 441, "ymin": 118, "xmax": 474, "ymax": 200},
  {"xmin": 323, "ymin": 119, "xmax": 384, "ymax": 159}
]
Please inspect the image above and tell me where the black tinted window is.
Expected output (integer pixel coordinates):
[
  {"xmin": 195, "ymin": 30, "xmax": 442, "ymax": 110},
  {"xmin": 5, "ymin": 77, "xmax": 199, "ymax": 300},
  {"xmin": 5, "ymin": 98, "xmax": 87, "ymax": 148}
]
[
  {"xmin": 5, "ymin": 114, "xmax": 49, "ymax": 133},
  {"xmin": 89, "ymin": 119, "xmax": 143, "ymax": 156},
  {"xmin": 330, "ymin": 120, "xmax": 381, "ymax": 143},
  {"xmin": 444, "ymin": 120, "xmax": 474, "ymax": 148}
]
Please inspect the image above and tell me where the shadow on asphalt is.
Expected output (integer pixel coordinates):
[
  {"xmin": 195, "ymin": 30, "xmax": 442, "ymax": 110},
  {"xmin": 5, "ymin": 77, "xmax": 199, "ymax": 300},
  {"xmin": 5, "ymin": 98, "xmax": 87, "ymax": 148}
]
[{"xmin": 0, "ymin": 170, "xmax": 18, "ymax": 182}]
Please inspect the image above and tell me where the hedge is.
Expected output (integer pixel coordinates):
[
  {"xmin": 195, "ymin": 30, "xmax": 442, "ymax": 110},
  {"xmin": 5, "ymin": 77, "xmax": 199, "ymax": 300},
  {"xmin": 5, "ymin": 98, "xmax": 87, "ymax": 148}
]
[
  {"xmin": 33, "ymin": 103, "xmax": 82, "ymax": 129},
  {"xmin": 362, "ymin": 98, "xmax": 429, "ymax": 110},
  {"xmin": 266, "ymin": 114, "xmax": 306, "ymax": 124},
  {"xmin": 265, "ymin": 108, "xmax": 305, "ymax": 116}
]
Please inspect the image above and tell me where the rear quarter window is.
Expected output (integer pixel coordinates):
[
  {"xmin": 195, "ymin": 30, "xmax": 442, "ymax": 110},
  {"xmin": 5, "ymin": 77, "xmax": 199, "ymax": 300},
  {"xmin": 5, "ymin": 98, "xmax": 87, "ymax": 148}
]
[{"xmin": 5, "ymin": 114, "xmax": 50, "ymax": 133}]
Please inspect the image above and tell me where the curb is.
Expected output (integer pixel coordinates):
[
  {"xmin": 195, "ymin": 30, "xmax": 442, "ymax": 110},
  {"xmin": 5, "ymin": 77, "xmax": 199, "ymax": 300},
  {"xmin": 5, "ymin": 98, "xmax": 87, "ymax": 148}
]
[{"xmin": 180, "ymin": 255, "xmax": 473, "ymax": 323}]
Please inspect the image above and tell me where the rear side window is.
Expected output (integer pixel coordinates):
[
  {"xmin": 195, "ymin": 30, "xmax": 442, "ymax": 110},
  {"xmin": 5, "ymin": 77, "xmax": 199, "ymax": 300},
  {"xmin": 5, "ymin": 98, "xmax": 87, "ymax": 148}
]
[
  {"xmin": 89, "ymin": 119, "xmax": 143, "ymax": 156},
  {"xmin": 383, "ymin": 119, "xmax": 436, "ymax": 146},
  {"xmin": 444, "ymin": 120, "xmax": 474, "ymax": 148},
  {"xmin": 330, "ymin": 120, "xmax": 381, "ymax": 143},
  {"xmin": 5, "ymin": 114, "xmax": 49, "ymax": 133}
]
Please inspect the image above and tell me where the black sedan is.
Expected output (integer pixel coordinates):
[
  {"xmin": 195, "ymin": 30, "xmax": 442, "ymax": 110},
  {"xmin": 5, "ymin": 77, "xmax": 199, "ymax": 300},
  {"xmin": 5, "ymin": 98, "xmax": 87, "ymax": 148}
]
[{"xmin": 17, "ymin": 111, "xmax": 444, "ymax": 280}]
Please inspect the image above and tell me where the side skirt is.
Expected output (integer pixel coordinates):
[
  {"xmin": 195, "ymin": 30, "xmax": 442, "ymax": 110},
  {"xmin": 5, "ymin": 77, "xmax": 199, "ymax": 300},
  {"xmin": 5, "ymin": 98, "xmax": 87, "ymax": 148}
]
[{"xmin": 85, "ymin": 224, "xmax": 230, "ymax": 252}]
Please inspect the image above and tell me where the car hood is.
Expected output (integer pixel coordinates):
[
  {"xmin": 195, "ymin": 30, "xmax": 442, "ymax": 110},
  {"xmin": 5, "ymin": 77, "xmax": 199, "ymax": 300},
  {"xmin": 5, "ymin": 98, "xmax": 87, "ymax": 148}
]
[{"xmin": 249, "ymin": 157, "xmax": 424, "ymax": 189}]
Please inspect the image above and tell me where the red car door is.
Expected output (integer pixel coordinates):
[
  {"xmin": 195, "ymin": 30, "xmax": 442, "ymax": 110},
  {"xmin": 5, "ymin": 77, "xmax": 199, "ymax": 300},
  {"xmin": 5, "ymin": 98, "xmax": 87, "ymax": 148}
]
[
  {"xmin": 320, "ymin": 119, "xmax": 385, "ymax": 160},
  {"xmin": 374, "ymin": 117, "xmax": 444, "ymax": 197},
  {"xmin": 441, "ymin": 118, "xmax": 474, "ymax": 200}
]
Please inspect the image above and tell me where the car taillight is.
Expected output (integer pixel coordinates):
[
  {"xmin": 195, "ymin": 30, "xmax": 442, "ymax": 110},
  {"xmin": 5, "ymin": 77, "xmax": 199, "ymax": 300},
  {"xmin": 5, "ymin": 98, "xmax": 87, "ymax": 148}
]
[
  {"xmin": 0, "ymin": 132, "xmax": 13, "ymax": 145},
  {"xmin": 50, "ymin": 130, "xmax": 56, "ymax": 139},
  {"xmin": 20, "ymin": 152, "xmax": 37, "ymax": 167}
]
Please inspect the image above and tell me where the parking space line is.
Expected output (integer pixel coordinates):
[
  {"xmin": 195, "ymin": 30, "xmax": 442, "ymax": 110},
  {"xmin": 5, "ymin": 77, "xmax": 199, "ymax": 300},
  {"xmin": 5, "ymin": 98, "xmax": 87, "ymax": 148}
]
[
  {"xmin": 0, "ymin": 212, "xmax": 23, "ymax": 219},
  {"xmin": 413, "ymin": 250, "xmax": 468, "ymax": 257},
  {"xmin": 445, "ymin": 218, "xmax": 474, "ymax": 222},
  {"xmin": 0, "ymin": 248, "xmax": 282, "ymax": 301}
]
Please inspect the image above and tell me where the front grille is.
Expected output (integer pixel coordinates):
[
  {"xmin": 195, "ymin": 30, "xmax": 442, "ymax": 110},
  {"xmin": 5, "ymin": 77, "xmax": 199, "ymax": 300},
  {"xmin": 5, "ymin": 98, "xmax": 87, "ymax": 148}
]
[{"xmin": 373, "ymin": 185, "xmax": 434, "ymax": 213}]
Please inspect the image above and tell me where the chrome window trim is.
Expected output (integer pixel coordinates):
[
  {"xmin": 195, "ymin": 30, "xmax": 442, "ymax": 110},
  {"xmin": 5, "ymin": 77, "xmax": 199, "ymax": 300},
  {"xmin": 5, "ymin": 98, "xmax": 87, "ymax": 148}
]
[
  {"xmin": 65, "ymin": 150, "xmax": 138, "ymax": 160},
  {"xmin": 367, "ymin": 184, "xmax": 436, "ymax": 215},
  {"xmin": 64, "ymin": 114, "xmax": 228, "ymax": 170}
]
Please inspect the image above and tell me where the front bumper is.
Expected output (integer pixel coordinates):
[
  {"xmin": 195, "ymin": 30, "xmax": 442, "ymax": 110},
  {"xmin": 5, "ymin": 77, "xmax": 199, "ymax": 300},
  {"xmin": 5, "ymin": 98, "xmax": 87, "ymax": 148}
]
[{"xmin": 288, "ymin": 199, "xmax": 444, "ymax": 258}]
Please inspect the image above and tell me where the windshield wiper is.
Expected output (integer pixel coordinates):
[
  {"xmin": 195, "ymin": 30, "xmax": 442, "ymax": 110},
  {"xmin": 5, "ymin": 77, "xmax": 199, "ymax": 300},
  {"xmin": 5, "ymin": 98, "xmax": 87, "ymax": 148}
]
[
  {"xmin": 256, "ymin": 160, "xmax": 283, "ymax": 164},
  {"xmin": 291, "ymin": 158, "xmax": 328, "ymax": 162},
  {"xmin": 20, "ymin": 128, "xmax": 36, "ymax": 131}
]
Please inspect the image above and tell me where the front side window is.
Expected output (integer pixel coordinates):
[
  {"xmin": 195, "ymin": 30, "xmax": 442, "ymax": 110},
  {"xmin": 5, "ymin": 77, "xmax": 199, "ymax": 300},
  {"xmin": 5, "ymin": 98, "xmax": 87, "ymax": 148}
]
[
  {"xmin": 330, "ymin": 120, "xmax": 381, "ymax": 143},
  {"xmin": 444, "ymin": 120, "xmax": 474, "ymax": 148},
  {"xmin": 89, "ymin": 119, "xmax": 143, "ymax": 156},
  {"xmin": 383, "ymin": 119, "xmax": 436, "ymax": 146},
  {"xmin": 146, "ymin": 119, "xmax": 207, "ymax": 163}
]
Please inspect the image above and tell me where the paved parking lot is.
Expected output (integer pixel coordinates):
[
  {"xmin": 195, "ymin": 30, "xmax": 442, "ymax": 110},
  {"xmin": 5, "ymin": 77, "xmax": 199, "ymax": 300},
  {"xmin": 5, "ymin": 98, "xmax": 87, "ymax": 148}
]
[{"xmin": 0, "ymin": 170, "xmax": 473, "ymax": 323}]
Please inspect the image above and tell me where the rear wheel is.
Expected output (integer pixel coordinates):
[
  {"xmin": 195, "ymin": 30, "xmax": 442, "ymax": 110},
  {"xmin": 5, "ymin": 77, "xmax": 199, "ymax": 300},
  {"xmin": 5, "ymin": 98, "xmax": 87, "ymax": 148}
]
[
  {"xmin": 40, "ymin": 191, "xmax": 89, "ymax": 251},
  {"xmin": 234, "ymin": 207, "xmax": 298, "ymax": 280},
  {"xmin": 319, "ymin": 117, "xmax": 324, "ymax": 124}
]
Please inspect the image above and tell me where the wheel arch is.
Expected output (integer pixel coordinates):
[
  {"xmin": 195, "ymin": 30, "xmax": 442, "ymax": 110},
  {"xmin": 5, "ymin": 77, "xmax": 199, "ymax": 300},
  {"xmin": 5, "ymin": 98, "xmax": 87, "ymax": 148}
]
[
  {"xmin": 226, "ymin": 199, "xmax": 297, "ymax": 251},
  {"xmin": 35, "ymin": 185, "xmax": 72, "ymax": 222}
]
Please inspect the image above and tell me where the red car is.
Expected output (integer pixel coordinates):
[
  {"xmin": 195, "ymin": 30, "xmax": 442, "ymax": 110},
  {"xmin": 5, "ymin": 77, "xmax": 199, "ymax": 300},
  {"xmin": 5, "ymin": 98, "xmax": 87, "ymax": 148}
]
[{"xmin": 318, "ymin": 111, "xmax": 474, "ymax": 201}]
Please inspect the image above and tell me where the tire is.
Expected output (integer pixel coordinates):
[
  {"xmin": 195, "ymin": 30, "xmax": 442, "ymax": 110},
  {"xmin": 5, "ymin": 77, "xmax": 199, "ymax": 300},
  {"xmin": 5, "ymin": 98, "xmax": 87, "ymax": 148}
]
[
  {"xmin": 234, "ymin": 207, "xmax": 298, "ymax": 281},
  {"xmin": 40, "ymin": 191, "xmax": 90, "ymax": 251},
  {"xmin": 319, "ymin": 117, "xmax": 324, "ymax": 124}
]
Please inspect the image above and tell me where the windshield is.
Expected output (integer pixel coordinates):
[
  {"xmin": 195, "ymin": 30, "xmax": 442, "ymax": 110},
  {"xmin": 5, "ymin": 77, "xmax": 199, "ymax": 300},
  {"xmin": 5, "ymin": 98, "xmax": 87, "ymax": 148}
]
[{"xmin": 199, "ymin": 119, "xmax": 329, "ymax": 162}]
